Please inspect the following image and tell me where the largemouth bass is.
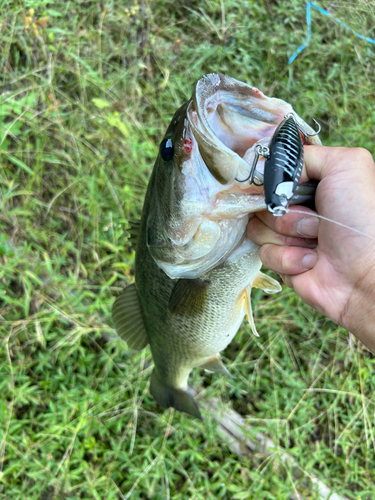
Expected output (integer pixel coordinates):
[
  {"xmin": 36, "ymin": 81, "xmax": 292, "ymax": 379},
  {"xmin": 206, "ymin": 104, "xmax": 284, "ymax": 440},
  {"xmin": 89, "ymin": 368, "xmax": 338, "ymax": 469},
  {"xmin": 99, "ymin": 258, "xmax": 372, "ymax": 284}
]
[{"xmin": 113, "ymin": 74, "xmax": 321, "ymax": 419}]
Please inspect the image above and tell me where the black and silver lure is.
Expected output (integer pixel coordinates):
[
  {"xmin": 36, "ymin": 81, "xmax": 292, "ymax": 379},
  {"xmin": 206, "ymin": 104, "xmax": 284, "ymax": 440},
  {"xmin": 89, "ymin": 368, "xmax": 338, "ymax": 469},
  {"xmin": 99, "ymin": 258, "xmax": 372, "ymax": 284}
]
[{"xmin": 237, "ymin": 113, "xmax": 321, "ymax": 216}]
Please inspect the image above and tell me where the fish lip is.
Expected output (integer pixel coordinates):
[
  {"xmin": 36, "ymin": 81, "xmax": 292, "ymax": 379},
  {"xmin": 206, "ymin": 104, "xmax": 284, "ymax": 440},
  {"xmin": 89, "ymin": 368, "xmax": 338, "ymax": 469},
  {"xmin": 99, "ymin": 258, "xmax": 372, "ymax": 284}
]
[{"xmin": 187, "ymin": 73, "xmax": 321, "ymax": 185}]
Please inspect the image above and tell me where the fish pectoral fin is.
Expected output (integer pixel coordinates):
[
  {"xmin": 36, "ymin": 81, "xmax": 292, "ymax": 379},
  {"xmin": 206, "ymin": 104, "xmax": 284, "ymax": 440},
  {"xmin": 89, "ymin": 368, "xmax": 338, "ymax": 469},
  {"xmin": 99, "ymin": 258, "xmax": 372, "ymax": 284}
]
[
  {"xmin": 112, "ymin": 284, "xmax": 149, "ymax": 350},
  {"xmin": 244, "ymin": 286, "xmax": 259, "ymax": 337},
  {"xmin": 169, "ymin": 278, "xmax": 210, "ymax": 315},
  {"xmin": 200, "ymin": 354, "xmax": 234, "ymax": 378},
  {"xmin": 127, "ymin": 218, "xmax": 141, "ymax": 250},
  {"xmin": 253, "ymin": 271, "xmax": 282, "ymax": 294},
  {"xmin": 150, "ymin": 371, "xmax": 202, "ymax": 420}
]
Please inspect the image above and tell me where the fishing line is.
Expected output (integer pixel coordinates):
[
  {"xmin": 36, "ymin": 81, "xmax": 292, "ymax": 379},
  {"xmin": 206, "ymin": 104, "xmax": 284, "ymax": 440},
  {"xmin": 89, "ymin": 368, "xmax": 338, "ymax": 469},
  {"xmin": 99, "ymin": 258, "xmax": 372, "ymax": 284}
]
[
  {"xmin": 286, "ymin": 208, "xmax": 375, "ymax": 242},
  {"xmin": 289, "ymin": 2, "xmax": 375, "ymax": 64}
]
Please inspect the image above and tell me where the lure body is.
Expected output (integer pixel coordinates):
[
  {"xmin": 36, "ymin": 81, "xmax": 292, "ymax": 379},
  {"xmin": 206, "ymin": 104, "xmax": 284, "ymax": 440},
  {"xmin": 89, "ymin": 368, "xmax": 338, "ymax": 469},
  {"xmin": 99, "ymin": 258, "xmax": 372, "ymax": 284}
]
[{"xmin": 264, "ymin": 115, "xmax": 304, "ymax": 216}]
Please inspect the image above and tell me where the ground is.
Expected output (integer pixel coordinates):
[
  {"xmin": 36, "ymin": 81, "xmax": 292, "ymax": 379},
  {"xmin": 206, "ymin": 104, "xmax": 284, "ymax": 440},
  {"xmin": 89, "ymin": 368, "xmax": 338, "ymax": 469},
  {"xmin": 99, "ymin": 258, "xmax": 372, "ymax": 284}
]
[{"xmin": 1, "ymin": 1, "xmax": 375, "ymax": 499}]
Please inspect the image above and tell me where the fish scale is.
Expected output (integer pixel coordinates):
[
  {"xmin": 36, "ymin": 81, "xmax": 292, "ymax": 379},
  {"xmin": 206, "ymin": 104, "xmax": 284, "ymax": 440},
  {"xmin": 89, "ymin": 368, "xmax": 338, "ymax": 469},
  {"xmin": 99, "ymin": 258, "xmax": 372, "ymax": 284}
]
[{"xmin": 166, "ymin": 239, "xmax": 261, "ymax": 356}]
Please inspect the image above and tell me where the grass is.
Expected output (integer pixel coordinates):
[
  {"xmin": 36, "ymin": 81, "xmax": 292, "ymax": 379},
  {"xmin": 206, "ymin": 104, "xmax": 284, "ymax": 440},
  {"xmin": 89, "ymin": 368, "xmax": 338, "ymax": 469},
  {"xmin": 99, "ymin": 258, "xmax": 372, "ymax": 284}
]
[{"xmin": 1, "ymin": 0, "xmax": 375, "ymax": 498}]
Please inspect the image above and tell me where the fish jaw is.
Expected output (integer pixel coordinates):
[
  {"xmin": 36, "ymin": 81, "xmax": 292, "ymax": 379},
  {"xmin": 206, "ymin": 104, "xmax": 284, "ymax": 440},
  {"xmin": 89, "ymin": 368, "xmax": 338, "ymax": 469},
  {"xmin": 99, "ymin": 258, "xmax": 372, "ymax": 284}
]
[
  {"xmin": 189, "ymin": 74, "xmax": 287, "ymax": 184},
  {"xmin": 188, "ymin": 73, "xmax": 321, "ymax": 184}
]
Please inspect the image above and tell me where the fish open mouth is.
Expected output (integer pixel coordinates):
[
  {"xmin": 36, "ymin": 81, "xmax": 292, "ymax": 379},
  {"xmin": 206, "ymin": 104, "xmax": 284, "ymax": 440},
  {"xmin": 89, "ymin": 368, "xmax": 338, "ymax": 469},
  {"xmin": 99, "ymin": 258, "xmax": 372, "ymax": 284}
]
[{"xmin": 187, "ymin": 73, "xmax": 321, "ymax": 186}]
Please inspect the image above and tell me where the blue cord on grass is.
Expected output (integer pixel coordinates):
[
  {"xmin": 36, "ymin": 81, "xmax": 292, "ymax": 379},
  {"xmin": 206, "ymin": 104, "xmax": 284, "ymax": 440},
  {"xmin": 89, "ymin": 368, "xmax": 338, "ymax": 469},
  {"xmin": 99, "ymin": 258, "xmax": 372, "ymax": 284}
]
[{"xmin": 289, "ymin": 2, "xmax": 375, "ymax": 64}]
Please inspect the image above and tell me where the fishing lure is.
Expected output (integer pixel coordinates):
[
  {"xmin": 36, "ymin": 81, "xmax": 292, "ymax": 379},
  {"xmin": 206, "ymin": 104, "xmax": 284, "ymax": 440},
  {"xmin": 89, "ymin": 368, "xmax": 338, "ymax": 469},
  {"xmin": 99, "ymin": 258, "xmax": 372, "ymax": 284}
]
[{"xmin": 237, "ymin": 113, "xmax": 321, "ymax": 216}]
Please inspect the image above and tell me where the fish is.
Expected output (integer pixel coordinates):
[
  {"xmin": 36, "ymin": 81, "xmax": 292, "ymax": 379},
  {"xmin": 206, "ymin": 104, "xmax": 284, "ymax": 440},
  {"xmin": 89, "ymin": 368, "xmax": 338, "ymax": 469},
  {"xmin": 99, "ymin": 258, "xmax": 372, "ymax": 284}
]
[{"xmin": 112, "ymin": 73, "xmax": 321, "ymax": 419}]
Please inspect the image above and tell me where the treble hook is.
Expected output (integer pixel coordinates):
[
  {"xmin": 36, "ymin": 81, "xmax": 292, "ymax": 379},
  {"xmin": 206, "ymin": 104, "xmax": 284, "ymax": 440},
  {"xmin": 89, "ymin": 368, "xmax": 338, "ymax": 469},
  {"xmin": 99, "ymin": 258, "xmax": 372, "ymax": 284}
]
[
  {"xmin": 299, "ymin": 117, "xmax": 321, "ymax": 141},
  {"xmin": 285, "ymin": 113, "xmax": 321, "ymax": 144},
  {"xmin": 235, "ymin": 144, "xmax": 269, "ymax": 184}
]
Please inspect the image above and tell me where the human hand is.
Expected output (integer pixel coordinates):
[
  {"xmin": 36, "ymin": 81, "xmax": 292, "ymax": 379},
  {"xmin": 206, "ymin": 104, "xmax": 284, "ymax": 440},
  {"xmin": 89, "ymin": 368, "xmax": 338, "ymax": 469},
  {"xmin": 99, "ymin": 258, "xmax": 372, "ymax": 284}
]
[{"xmin": 247, "ymin": 146, "xmax": 375, "ymax": 352}]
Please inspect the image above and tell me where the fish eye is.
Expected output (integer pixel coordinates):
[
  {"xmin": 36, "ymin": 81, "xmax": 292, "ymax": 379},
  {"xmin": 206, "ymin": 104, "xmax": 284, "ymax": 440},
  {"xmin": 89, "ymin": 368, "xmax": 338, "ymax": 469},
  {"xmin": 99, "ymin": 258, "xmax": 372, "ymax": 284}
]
[{"xmin": 160, "ymin": 138, "xmax": 174, "ymax": 161}]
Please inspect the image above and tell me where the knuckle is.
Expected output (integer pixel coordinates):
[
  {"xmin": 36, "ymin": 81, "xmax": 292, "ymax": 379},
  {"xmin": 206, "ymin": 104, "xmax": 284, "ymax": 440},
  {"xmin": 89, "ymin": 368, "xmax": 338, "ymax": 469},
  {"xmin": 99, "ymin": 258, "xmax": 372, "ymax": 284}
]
[
  {"xmin": 260, "ymin": 245, "xmax": 292, "ymax": 274},
  {"xmin": 259, "ymin": 243, "xmax": 273, "ymax": 265},
  {"xmin": 273, "ymin": 215, "xmax": 288, "ymax": 234},
  {"xmin": 273, "ymin": 211, "xmax": 299, "ymax": 236},
  {"xmin": 347, "ymin": 147, "xmax": 373, "ymax": 164},
  {"xmin": 278, "ymin": 247, "xmax": 290, "ymax": 273}
]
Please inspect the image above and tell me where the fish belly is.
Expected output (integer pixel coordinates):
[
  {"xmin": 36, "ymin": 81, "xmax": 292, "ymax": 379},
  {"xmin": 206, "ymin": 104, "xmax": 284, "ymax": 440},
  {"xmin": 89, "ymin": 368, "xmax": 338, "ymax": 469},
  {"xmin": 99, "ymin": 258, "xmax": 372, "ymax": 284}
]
[{"xmin": 161, "ymin": 238, "xmax": 262, "ymax": 376}]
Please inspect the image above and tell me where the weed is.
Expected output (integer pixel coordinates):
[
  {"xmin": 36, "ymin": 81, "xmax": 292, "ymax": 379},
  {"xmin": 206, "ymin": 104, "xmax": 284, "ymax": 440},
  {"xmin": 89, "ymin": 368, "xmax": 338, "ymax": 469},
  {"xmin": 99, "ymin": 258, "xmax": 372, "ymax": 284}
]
[{"xmin": 1, "ymin": 1, "xmax": 375, "ymax": 498}]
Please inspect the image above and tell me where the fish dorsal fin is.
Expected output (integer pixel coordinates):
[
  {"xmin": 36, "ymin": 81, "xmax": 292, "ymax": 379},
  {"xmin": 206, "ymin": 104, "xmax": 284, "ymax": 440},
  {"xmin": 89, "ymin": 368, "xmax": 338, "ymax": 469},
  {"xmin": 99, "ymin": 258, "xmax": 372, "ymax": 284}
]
[
  {"xmin": 169, "ymin": 278, "xmax": 210, "ymax": 315},
  {"xmin": 127, "ymin": 219, "xmax": 141, "ymax": 250},
  {"xmin": 200, "ymin": 354, "xmax": 234, "ymax": 378},
  {"xmin": 112, "ymin": 284, "xmax": 149, "ymax": 350},
  {"xmin": 252, "ymin": 271, "xmax": 281, "ymax": 294},
  {"xmin": 244, "ymin": 286, "xmax": 259, "ymax": 337}
]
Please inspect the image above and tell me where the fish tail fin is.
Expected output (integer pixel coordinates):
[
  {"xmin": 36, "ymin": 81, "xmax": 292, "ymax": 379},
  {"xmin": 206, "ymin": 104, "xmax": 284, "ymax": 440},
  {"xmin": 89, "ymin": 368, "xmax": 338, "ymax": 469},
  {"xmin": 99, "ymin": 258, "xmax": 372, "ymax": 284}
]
[{"xmin": 150, "ymin": 371, "xmax": 202, "ymax": 420}]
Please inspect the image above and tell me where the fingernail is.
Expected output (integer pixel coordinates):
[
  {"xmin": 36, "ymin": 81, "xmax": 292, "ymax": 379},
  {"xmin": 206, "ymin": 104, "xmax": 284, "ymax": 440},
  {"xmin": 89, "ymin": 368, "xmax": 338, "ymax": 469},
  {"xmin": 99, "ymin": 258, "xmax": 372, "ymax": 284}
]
[
  {"xmin": 296, "ymin": 217, "xmax": 319, "ymax": 238},
  {"xmin": 302, "ymin": 252, "xmax": 317, "ymax": 270}
]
